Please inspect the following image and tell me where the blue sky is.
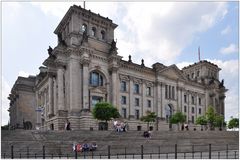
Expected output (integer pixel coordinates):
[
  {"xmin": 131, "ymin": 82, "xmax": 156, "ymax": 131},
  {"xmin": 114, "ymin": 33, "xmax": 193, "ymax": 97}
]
[{"xmin": 2, "ymin": 2, "xmax": 239, "ymax": 125}]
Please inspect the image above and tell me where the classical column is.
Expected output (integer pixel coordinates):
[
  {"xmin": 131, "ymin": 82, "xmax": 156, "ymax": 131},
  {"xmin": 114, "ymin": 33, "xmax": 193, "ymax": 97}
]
[
  {"xmin": 155, "ymin": 81, "xmax": 161, "ymax": 117},
  {"xmin": 44, "ymin": 90, "xmax": 47, "ymax": 119},
  {"xmin": 111, "ymin": 68, "xmax": 118, "ymax": 107},
  {"xmin": 142, "ymin": 82, "xmax": 145, "ymax": 117},
  {"xmin": 53, "ymin": 77, "xmax": 57, "ymax": 116},
  {"xmin": 69, "ymin": 56, "xmax": 81, "ymax": 114},
  {"xmin": 129, "ymin": 77, "xmax": 134, "ymax": 119},
  {"xmin": 57, "ymin": 66, "xmax": 65, "ymax": 111},
  {"xmin": 82, "ymin": 60, "xmax": 89, "ymax": 110},
  {"xmin": 48, "ymin": 75, "xmax": 53, "ymax": 117}
]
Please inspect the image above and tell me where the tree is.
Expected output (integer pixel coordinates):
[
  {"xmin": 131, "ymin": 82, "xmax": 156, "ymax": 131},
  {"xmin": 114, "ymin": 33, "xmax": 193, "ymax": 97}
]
[
  {"xmin": 214, "ymin": 115, "xmax": 224, "ymax": 130},
  {"xmin": 170, "ymin": 111, "xmax": 186, "ymax": 130},
  {"xmin": 140, "ymin": 111, "xmax": 157, "ymax": 130},
  {"xmin": 196, "ymin": 116, "xmax": 208, "ymax": 131},
  {"xmin": 228, "ymin": 118, "xmax": 239, "ymax": 130},
  {"xmin": 205, "ymin": 106, "xmax": 216, "ymax": 130},
  {"xmin": 92, "ymin": 102, "xmax": 120, "ymax": 130}
]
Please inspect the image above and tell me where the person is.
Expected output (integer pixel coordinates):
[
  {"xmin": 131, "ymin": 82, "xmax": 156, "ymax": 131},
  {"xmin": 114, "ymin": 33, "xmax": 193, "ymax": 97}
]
[
  {"xmin": 148, "ymin": 130, "xmax": 152, "ymax": 138},
  {"xmin": 82, "ymin": 143, "xmax": 89, "ymax": 152},
  {"xmin": 181, "ymin": 124, "xmax": 184, "ymax": 131},
  {"xmin": 143, "ymin": 131, "xmax": 149, "ymax": 138},
  {"xmin": 90, "ymin": 142, "xmax": 98, "ymax": 151},
  {"xmin": 65, "ymin": 122, "xmax": 68, "ymax": 130},
  {"xmin": 66, "ymin": 122, "xmax": 71, "ymax": 130},
  {"xmin": 116, "ymin": 123, "xmax": 121, "ymax": 132},
  {"xmin": 72, "ymin": 142, "xmax": 77, "ymax": 151},
  {"xmin": 113, "ymin": 120, "xmax": 117, "ymax": 129}
]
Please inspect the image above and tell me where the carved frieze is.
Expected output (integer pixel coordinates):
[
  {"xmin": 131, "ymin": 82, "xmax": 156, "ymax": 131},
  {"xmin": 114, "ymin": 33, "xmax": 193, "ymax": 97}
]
[{"xmin": 119, "ymin": 74, "xmax": 130, "ymax": 81}]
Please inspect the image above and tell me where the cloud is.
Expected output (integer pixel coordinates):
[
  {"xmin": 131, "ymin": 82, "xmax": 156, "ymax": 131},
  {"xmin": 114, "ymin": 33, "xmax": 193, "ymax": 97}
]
[
  {"xmin": 220, "ymin": 43, "xmax": 238, "ymax": 55},
  {"xmin": 221, "ymin": 25, "xmax": 231, "ymax": 35},
  {"xmin": 1, "ymin": 77, "xmax": 11, "ymax": 126},
  {"xmin": 18, "ymin": 71, "xmax": 30, "ymax": 77}
]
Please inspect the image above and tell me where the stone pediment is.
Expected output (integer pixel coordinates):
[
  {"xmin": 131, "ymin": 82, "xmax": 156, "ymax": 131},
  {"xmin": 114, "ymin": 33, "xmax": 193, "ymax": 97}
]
[
  {"xmin": 90, "ymin": 86, "xmax": 107, "ymax": 94},
  {"xmin": 158, "ymin": 65, "xmax": 187, "ymax": 81}
]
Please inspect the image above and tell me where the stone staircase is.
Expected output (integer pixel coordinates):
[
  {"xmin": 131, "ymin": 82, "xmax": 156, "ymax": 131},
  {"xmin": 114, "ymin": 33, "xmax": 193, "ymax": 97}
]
[{"xmin": 1, "ymin": 130, "xmax": 239, "ymax": 158}]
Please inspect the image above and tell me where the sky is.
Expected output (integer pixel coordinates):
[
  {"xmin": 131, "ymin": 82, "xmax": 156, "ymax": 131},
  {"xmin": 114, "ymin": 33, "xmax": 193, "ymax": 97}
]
[{"xmin": 1, "ymin": 1, "xmax": 239, "ymax": 126}]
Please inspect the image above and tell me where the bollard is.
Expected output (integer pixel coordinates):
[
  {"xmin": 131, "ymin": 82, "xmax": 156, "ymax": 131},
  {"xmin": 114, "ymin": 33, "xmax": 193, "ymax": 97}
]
[
  {"xmin": 226, "ymin": 144, "xmax": 228, "ymax": 159},
  {"xmin": 150, "ymin": 153, "xmax": 152, "ymax": 159},
  {"xmin": 52, "ymin": 153, "xmax": 54, "ymax": 159},
  {"xmin": 27, "ymin": 146, "xmax": 29, "ymax": 159},
  {"xmin": 11, "ymin": 145, "xmax": 14, "ymax": 159},
  {"xmin": 200, "ymin": 152, "xmax": 202, "ymax": 159},
  {"xmin": 74, "ymin": 145, "xmax": 77, "ymax": 159},
  {"xmin": 175, "ymin": 144, "xmax": 177, "ymax": 159},
  {"xmin": 158, "ymin": 146, "xmax": 160, "ymax": 159},
  {"xmin": 19, "ymin": 153, "xmax": 21, "ymax": 159},
  {"xmin": 35, "ymin": 153, "xmax": 37, "ymax": 159},
  {"xmin": 184, "ymin": 152, "xmax": 186, "ymax": 159},
  {"xmin": 100, "ymin": 154, "xmax": 102, "ymax": 159},
  {"xmin": 192, "ymin": 145, "xmax": 194, "ymax": 159},
  {"xmin": 125, "ymin": 147, "xmax": 127, "ymax": 159},
  {"xmin": 218, "ymin": 152, "xmax": 220, "ymax": 159},
  {"xmin": 91, "ymin": 150, "xmax": 94, "ymax": 159},
  {"xmin": 141, "ymin": 145, "xmax": 143, "ymax": 159},
  {"xmin": 133, "ymin": 153, "xmax": 135, "ymax": 159},
  {"xmin": 166, "ymin": 153, "xmax": 168, "ymax": 159},
  {"xmin": 42, "ymin": 145, "xmax": 45, "ymax": 159},
  {"xmin": 108, "ymin": 145, "xmax": 111, "ymax": 159},
  {"xmin": 59, "ymin": 153, "xmax": 61, "ymax": 159},
  {"xmin": 83, "ymin": 150, "xmax": 86, "ymax": 159},
  {"xmin": 234, "ymin": 151, "xmax": 237, "ymax": 159},
  {"xmin": 209, "ymin": 144, "xmax": 211, "ymax": 159},
  {"xmin": 67, "ymin": 154, "xmax": 69, "ymax": 159},
  {"xmin": 4, "ymin": 153, "xmax": 6, "ymax": 159},
  {"xmin": 117, "ymin": 153, "xmax": 118, "ymax": 159}
]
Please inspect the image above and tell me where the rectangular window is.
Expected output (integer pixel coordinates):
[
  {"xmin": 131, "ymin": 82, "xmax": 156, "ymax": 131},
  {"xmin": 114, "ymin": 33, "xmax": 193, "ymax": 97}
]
[
  {"xmin": 146, "ymin": 87, "xmax": 151, "ymax": 96},
  {"xmin": 192, "ymin": 96, "xmax": 194, "ymax": 104},
  {"xmin": 121, "ymin": 96, "xmax": 126, "ymax": 105},
  {"xmin": 192, "ymin": 107, "xmax": 194, "ymax": 114},
  {"xmin": 147, "ymin": 100, "xmax": 151, "ymax": 108},
  {"xmin": 135, "ymin": 98, "xmax": 139, "ymax": 106},
  {"xmin": 121, "ymin": 81, "xmax": 127, "ymax": 92},
  {"xmin": 134, "ymin": 84, "xmax": 140, "ymax": 94},
  {"xmin": 197, "ymin": 71, "xmax": 200, "ymax": 77},
  {"xmin": 172, "ymin": 86, "xmax": 175, "ymax": 99},
  {"xmin": 192, "ymin": 116, "xmax": 195, "ymax": 123},
  {"xmin": 191, "ymin": 73, "xmax": 194, "ymax": 79},
  {"xmin": 199, "ymin": 108, "xmax": 202, "ymax": 114},
  {"xmin": 184, "ymin": 95, "xmax": 187, "ymax": 103},
  {"xmin": 199, "ymin": 98, "xmax": 201, "ymax": 105},
  {"xmin": 184, "ymin": 106, "xmax": 187, "ymax": 112},
  {"xmin": 165, "ymin": 85, "xmax": 168, "ymax": 98},
  {"xmin": 169, "ymin": 85, "xmax": 171, "ymax": 99},
  {"xmin": 121, "ymin": 108, "xmax": 127, "ymax": 118},
  {"xmin": 135, "ymin": 109, "xmax": 140, "ymax": 119},
  {"xmin": 92, "ymin": 96, "xmax": 103, "ymax": 108}
]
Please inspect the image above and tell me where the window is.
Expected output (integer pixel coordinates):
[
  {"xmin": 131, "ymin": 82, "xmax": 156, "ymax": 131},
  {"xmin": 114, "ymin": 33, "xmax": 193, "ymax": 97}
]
[
  {"xmin": 192, "ymin": 116, "xmax": 194, "ymax": 123},
  {"xmin": 192, "ymin": 107, "xmax": 194, "ymax": 114},
  {"xmin": 81, "ymin": 24, "xmax": 87, "ymax": 32},
  {"xmin": 191, "ymin": 73, "xmax": 194, "ymax": 79},
  {"xmin": 135, "ymin": 109, "xmax": 140, "ymax": 119},
  {"xmin": 134, "ymin": 84, "xmax": 140, "ymax": 94},
  {"xmin": 121, "ymin": 108, "xmax": 127, "ymax": 118},
  {"xmin": 121, "ymin": 96, "xmax": 126, "ymax": 105},
  {"xmin": 147, "ymin": 100, "xmax": 151, "ymax": 108},
  {"xmin": 121, "ymin": 81, "xmax": 127, "ymax": 92},
  {"xmin": 146, "ymin": 87, "xmax": 151, "ymax": 96},
  {"xmin": 197, "ymin": 71, "xmax": 200, "ymax": 77},
  {"xmin": 91, "ymin": 27, "xmax": 96, "ymax": 37},
  {"xmin": 199, "ymin": 108, "xmax": 202, "ymax": 114},
  {"xmin": 199, "ymin": 98, "xmax": 201, "ymax": 105},
  {"xmin": 135, "ymin": 98, "xmax": 139, "ymax": 106},
  {"xmin": 187, "ymin": 74, "xmax": 190, "ymax": 79},
  {"xmin": 92, "ymin": 96, "xmax": 103, "ymax": 108},
  {"xmin": 184, "ymin": 106, "xmax": 187, "ymax": 112},
  {"xmin": 90, "ymin": 72, "xmax": 103, "ymax": 86},
  {"xmin": 172, "ymin": 86, "xmax": 175, "ymax": 99},
  {"xmin": 169, "ymin": 85, "xmax": 171, "ymax": 99},
  {"xmin": 165, "ymin": 85, "xmax": 168, "ymax": 98},
  {"xmin": 191, "ymin": 96, "xmax": 194, "ymax": 104},
  {"xmin": 184, "ymin": 95, "xmax": 187, "ymax": 103},
  {"xmin": 101, "ymin": 30, "xmax": 105, "ymax": 40}
]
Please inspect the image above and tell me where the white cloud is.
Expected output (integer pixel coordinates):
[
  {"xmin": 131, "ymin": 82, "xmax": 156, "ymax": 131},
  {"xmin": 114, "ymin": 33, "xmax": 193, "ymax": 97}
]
[
  {"xmin": 221, "ymin": 25, "xmax": 231, "ymax": 35},
  {"xmin": 18, "ymin": 71, "xmax": 30, "ymax": 77},
  {"xmin": 220, "ymin": 43, "xmax": 238, "ymax": 55},
  {"xmin": 1, "ymin": 77, "xmax": 11, "ymax": 126}
]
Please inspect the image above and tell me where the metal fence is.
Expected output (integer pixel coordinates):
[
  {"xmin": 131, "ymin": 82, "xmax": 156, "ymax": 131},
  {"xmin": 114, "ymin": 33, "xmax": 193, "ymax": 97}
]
[{"xmin": 2, "ymin": 144, "xmax": 239, "ymax": 159}]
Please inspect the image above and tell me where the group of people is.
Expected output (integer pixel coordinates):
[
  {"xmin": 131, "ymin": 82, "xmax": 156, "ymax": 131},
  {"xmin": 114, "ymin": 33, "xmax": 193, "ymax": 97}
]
[
  {"xmin": 73, "ymin": 142, "xmax": 97, "ymax": 152},
  {"xmin": 113, "ymin": 121, "xmax": 127, "ymax": 132},
  {"xmin": 181, "ymin": 123, "xmax": 189, "ymax": 131},
  {"xmin": 143, "ymin": 130, "xmax": 152, "ymax": 138}
]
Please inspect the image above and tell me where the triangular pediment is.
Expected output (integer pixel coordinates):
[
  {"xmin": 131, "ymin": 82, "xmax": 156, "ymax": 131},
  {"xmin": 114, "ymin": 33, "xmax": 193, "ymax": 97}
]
[{"xmin": 159, "ymin": 65, "xmax": 187, "ymax": 81}]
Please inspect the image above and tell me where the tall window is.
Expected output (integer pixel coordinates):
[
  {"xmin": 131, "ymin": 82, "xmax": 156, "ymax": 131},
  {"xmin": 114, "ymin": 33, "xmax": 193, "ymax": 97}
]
[
  {"xmin": 199, "ymin": 98, "xmax": 201, "ymax": 105},
  {"xmin": 197, "ymin": 71, "xmax": 200, "ymax": 77},
  {"xmin": 199, "ymin": 108, "xmax": 202, "ymax": 114},
  {"xmin": 192, "ymin": 116, "xmax": 194, "ymax": 123},
  {"xmin": 165, "ymin": 85, "xmax": 168, "ymax": 98},
  {"xmin": 135, "ymin": 98, "xmax": 139, "ymax": 106},
  {"xmin": 168, "ymin": 85, "xmax": 171, "ymax": 99},
  {"xmin": 81, "ymin": 24, "xmax": 87, "ymax": 32},
  {"xmin": 90, "ymin": 72, "xmax": 103, "ymax": 86},
  {"xmin": 121, "ymin": 108, "xmax": 127, "ymax": 118},
  {"xmin": 101, "ymin": 30, "xmax": 105, "ymax": 40},
  {"xmin": 192, "ymin": 107, "xmax": 194, "ymax": 114},
  {"xmin": 172, "ymin": 86, "xmax": 175, "ymax": 99},
  {"xmin": 147, "ymin": 100, "xmax": 151, "ymax": 108},
  {"xmin": 121, "ymin": 96, "xmax": 126, "ymax": 105},
  {"xmin": 146, "ymin": 87, "xmax": 151, "ymax": 96},
  {"xmin": 184, "ymin": 95, "xmax": 187, "ymax": 103},
  {"xmin": 92, "ymin": 96, "xmax": 103, "ymax": 108},
  {"xmin": 184, "ymin": 106, "xmax": 187, "ymax": 112},
  {"xmin": 134, "ymin": 84, "xmax": 139, "ymax": 94},
  {"xmin": 91, "ymin": 27, "xmax": 96, "ymax": 37},
  {"xmin": 191, "ymin": 96, "xmax": 194, "ymax": 104},
  {"xmin": 121, "ymin": 81, "xmax": 127, "ymax": 92},
  {"xmin": 191, "ymin": 73, "xmax": 194, "ymax": 79},
  {"xmin": 135, "ymin": 109, "xmax": 140, "ymax": 119}
]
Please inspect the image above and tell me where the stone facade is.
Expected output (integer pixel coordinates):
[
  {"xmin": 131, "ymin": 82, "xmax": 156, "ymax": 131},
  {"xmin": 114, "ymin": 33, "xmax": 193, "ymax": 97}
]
[{"xmin": 8, "ymin": 5, "xmax": 227, "ymax": 131}]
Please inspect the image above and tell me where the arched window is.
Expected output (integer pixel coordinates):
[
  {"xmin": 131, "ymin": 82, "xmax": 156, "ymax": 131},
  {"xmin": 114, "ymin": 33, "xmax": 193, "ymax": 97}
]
[
  {"xmin": 101, "ymin": 30, "xmax": 105, "ymax": 40},
  {"xmin": 81, "ymin": 24, "xmax": 87, "ymax": 32},
  {"xmin": 91, "ymin": 27, "xmax": 96, "ymax": 37},
  {"xmin": 90, "ymin": 71, "xmax": 103, "ymax": 86}
]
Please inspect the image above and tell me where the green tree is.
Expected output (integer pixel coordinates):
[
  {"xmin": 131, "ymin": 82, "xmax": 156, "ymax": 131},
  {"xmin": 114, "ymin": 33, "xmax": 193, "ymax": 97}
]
[
  {"xmin": 228, "ymin": 118, "xmax": 239, "ymax": 130},
  {"xmin": 140, "ymin": 111, "xmax": 157, "ymax": 130},
  {"xmin": 92, "ymin": 102, "xmax": 120, "ymax": 130},
  {"xmin": 214, "ymin": 115, "xmax": 224, "ymax": 130},
  {"xmin": 196, "ymin": 116, "xmax": 208, "ymax": 131},
  {"xmin": 205, "ymin": 106, "xmax": 216, "ymax": 130},
  {"xmin": 170, "ymin": 111, "xmax": 186, "ymax": 130}
]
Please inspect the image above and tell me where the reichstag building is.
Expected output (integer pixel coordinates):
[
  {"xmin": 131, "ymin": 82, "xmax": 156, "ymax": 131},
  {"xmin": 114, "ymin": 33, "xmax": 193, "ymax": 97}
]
[{"xmin": 8, "ymin": 5, "xmax": 227, "ymax": 131}]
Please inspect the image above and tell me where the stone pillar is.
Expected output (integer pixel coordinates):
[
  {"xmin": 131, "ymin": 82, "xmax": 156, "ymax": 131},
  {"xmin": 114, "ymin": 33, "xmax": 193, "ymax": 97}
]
[
  {"xmin": 155, "ymin": 81, "xmax": 161, "ymax": 117},
  {"xmin": 44, "ymin": 91, "xmax": 47, "ymax": 119},
  {"xmin": 142, "ymin": 82, "xmax": 146, "ymax": 117},
  {"xmin": 129, "ymin": 78, "xmax": 134, "ymax": 119},
  {"xmin": 48, "ymin": 76, "xmax": 53, "ymax": 117},
  {"xmin": 69, "ymin": 56, "xmax": 81, "ymax": 115},
  {"xmin": 57, "ymin": 66, "xmax": 65, "ymax": 111},
  {"xmin": 82, "ymin": 61, "xmax": 89, "ymax": 110},
  {"xmin": 53, "ymin": 77, "xmax": 57, "ymax": 116},
  {"xmin": 111, "ymin": 68, "xmax": 118, "ymax": 107}
]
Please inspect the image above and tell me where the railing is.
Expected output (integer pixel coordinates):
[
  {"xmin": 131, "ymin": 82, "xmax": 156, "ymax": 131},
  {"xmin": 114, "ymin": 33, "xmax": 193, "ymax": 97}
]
[{"xmin": 2, "ymin": 144, "xmax": 239, "ymax": 159}]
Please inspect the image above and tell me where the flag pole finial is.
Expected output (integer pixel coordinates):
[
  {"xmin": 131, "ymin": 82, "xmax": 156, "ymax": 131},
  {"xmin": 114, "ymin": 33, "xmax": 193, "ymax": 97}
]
[{"xmin": 198, "ymin": 46, "xmax": 201, "ymax": 62}]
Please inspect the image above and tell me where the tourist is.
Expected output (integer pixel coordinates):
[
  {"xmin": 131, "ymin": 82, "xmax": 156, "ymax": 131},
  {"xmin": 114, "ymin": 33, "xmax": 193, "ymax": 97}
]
[
  {"xmin": 116, "ymin": 123, "xmax": 121, "ymax": 132},
  {"xmin": 148, "ymin": 130, "xmax": 152, "ymax": 138},
  {"xmin": 66, "ymin": 122, "xmax": 71, "ymax": 130},
  {"xmin": 113, "ymin": 120, "xmax": 117, "ymax": 129},
  {"xmin": 90, "ymin": 142, "xmax": 98, "ymax": 151},
  {"xmin": 82, "ymin": 143, "xmax": 89, "ymax": 152}
]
